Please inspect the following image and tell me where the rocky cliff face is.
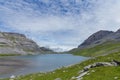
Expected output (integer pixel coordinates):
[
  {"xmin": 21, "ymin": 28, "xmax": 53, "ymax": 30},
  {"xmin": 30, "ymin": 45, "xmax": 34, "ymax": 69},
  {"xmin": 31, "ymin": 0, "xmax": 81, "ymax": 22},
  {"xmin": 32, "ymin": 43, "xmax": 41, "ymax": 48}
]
[
  {"xmin": 78, "ymin": 28, "xmax": 120, "ymax": 49},
  {"xmin": 0, "ymin": 32, "xmax": 53, "ymax": 55}
]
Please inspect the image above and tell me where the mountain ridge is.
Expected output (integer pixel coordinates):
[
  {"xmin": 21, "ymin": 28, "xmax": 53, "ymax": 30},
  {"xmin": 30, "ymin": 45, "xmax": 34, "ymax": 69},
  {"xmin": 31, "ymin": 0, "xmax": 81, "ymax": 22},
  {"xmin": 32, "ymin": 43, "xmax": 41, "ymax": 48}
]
[
  {"xmin": 78, "ymin": 30, "xmax": 114, "ymax": 48},
  {"xmin": 70, "ymin": 28, "xmax": 120, "ymax": 56},
  {"xmin": 0, "ymin": 31, "xmax": 53, "ymax": 55},
  {"xmin": 78, "ymin": 29, "xmax": 120, "ymax": 48}
]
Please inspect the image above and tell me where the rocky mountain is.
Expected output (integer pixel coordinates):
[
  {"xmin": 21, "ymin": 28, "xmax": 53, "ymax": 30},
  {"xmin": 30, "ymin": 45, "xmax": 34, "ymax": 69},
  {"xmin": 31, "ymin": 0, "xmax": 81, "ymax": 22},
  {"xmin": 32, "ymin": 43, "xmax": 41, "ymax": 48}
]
[
  {"xmin": 0, "ymin": 32, "xmax": 53, "ymax": 55},
  {"xmin": 78, "ymin": 30, "xmax": 114, "ymax": 48},
  {"xmin": 69, "ymin": 28, "xmax": 120, "ymax": 56},
  {"xmin": 78, "ymin": 29, "xmax": 120, "ymax": 49}
]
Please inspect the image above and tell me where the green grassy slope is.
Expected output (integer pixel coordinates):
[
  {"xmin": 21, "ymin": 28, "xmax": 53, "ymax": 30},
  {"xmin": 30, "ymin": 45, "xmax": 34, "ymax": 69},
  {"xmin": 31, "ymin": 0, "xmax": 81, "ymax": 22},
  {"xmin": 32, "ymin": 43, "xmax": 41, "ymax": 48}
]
[
  {"xmin": 3, "ymin": 51, "xmax": 120, "ymax": 80},
  {"xmin": 0, "ymin": 54, "xmax": 21, "ymax": 56},
  {"xmin": 70, "ymin": 41, "xmax": 120, "ymax": 57},
  {"xmin": 83, "ymin": 67, "xmax": 120, "ymax": 80}
]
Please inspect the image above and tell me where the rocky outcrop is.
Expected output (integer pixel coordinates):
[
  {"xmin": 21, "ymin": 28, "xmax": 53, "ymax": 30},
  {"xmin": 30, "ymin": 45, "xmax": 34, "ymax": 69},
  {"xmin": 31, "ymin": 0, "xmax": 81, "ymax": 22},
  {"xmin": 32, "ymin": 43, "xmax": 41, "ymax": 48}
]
[
  {"xmin": 54, "ymin": 78, "xmax": 62, "ymax": 80},
  {"xmin": 0, "ymin": 32, "xmax": 53, "ymax": 55},
  {"xmin": 73, "ymin": 60, "xmax": 120, "ymax": 80},
  {"xmin": 82, "ymin": 61, "xmax": 117, "ymax": 72}
]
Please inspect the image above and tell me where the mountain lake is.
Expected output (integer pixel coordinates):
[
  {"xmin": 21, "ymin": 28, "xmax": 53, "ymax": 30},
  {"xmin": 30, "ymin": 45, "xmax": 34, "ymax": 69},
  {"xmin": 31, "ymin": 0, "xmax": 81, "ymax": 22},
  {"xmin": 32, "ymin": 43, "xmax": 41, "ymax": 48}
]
[{"xmin": 0, "ymin": 54, "xmax": 88, "ymax": 78}]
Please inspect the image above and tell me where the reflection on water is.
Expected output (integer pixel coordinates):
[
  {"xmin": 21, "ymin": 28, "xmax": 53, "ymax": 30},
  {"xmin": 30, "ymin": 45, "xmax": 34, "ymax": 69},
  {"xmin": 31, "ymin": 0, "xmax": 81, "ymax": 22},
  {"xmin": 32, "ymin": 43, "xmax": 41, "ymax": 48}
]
[{"xmin": 0, "ymin": 54, "xmax": 88, "ymax": 78}]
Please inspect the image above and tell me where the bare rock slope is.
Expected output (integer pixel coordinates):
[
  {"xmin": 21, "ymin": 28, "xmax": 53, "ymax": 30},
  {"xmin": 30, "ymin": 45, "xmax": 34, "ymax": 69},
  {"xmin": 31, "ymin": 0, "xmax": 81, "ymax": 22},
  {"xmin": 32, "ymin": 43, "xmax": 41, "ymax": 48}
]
[
  {"xmin": 78, "ymin": 28, "xmax": 120, "ymax": 48},
  {"xmin": 0, "ymin": 32, "xmax": 53, "ymax": 55}
]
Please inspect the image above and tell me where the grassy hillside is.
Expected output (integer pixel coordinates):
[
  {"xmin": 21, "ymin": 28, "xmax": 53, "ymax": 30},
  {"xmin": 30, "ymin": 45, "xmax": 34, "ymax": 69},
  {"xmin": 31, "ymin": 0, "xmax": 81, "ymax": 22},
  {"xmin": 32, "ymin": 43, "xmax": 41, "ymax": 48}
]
[
  {"xmin": 70, "ymin": 41, "xmax": 120, "ymax": 57},
  {"xmin": 0, "ymin": 54, "xmax": 21, "ymax": 56},
  {"xmin": 3, "ymin": 50, "xmax": 120, "ymax": 80}
]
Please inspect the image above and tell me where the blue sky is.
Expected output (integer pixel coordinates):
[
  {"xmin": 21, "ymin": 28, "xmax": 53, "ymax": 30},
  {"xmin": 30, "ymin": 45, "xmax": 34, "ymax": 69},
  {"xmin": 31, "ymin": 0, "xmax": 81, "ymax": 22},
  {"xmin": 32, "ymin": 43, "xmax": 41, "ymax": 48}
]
[{"xmin": 0, "ymin": 0, "xmax": 120, "ymax": 51}]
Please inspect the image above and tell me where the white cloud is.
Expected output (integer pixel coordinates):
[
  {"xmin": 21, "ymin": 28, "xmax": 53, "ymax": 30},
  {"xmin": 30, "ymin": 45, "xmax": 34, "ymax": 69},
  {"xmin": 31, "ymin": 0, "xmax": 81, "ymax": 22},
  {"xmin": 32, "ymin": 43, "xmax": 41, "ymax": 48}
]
[{"xmin": 0, "ymin": 0, "xmax": 120, "ymax": 51}]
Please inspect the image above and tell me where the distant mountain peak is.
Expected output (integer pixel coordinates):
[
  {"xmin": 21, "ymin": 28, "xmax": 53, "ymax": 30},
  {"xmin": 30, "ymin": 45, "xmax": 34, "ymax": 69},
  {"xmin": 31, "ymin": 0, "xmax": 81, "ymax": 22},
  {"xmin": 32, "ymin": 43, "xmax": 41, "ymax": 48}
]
[
  {"xmin": 116, "ymin": 28, "xmax": 120, "ymax": 33},
  {"xmin": 78, "ymin": 30, "xmax": 114, "ymax": 48},
  {"xmin": 69, "ymin": 28, "xmax": 120, "ymax": 56}
]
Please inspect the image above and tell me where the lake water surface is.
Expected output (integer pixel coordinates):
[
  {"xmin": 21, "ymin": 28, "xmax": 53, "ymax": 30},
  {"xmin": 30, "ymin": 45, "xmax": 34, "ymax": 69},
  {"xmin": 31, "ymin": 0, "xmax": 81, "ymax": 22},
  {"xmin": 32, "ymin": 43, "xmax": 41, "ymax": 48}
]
[{"xmin": 0, "ymin": 54, "xmax": 88, "ymax": 78}]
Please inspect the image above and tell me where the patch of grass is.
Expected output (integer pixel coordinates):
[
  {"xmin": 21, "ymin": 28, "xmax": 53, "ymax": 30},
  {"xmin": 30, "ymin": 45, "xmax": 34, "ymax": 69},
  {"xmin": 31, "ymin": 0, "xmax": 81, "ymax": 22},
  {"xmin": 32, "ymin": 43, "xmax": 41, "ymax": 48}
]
[
  {"xmin": 83, "ymin": 67, "xmax": 120, "ymax": 80},
  {"xmin": 70, "ymin": 41, "xmax": 120, "ymax": 57},
  {"xmin": 0, "ymin": 54, "xmax": 21, "ymax": 56}
]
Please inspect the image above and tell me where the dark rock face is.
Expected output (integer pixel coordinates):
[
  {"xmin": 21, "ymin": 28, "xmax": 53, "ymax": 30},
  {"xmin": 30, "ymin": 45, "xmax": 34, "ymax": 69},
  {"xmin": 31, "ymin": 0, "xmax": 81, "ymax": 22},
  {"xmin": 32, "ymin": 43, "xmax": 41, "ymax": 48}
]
[
  {"xmin": 40, "ymin": 47, "xmax": 53, "ymax": 52},
  {"xmin": 116, "ymin": 29, "xmax": 120, "ymax": 33},
  {"xmin": 78, "ymin": 30, "xmax": 114, "ymax": 48},
  {"xmin": 0, "ymin": 32, "xmax": 53, "ymax": 55},
  {"xmin": 78, "ymin": 28, "xmax": 120, "ymax": 48}
]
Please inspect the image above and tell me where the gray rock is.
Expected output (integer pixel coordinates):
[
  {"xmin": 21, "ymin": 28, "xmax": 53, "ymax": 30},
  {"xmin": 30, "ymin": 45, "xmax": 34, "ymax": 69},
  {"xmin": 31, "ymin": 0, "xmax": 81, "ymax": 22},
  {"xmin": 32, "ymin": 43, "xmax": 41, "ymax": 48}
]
[
  {"xmin": 54, "ymin": 78, "xmax": 62, "ymax": 80},
  {"xmin": 83, "ymin": 62, "xmax": 114, "ymax": 72},
  {"xmin": 76, "ymin": 71, "xmax": 88, "ymax": 80},
  {"xmin": 79, "ymin": 61, "xmax": 120, "ymax": 76},
  {"xmin": 114, "ymin": 77, "xmax": 118, "ymax": 79},
  {"xmin": 71, "ymin": 76, "xmax": 76, "ymax": 80},
  {"xmin": 112, "ymin": 60, "xmax": 120, "ymax": 66}
]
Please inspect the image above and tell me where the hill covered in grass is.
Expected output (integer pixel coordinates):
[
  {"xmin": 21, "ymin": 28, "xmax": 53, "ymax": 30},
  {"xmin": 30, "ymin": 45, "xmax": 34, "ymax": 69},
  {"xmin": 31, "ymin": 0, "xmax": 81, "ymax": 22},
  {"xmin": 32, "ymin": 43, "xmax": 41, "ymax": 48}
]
[{"xmin": 70, "ymin": 41, "xmax": 120, "ymax": 57}]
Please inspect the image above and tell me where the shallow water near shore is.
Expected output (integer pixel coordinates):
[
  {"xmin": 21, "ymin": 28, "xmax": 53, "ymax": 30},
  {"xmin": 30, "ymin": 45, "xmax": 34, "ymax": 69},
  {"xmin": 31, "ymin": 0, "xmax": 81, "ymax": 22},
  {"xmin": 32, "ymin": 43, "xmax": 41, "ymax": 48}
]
[{"xmin": 0, "ymin": 54, "xmax": 88, "ymax": 78}]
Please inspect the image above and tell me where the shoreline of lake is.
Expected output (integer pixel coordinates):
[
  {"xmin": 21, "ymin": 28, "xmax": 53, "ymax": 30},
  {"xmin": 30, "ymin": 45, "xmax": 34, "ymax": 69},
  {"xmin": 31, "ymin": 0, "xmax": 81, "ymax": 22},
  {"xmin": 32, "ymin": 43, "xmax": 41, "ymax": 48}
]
[{"xmin": 0, "ymin": 54, "xmax": 88, "ymax": 78}]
